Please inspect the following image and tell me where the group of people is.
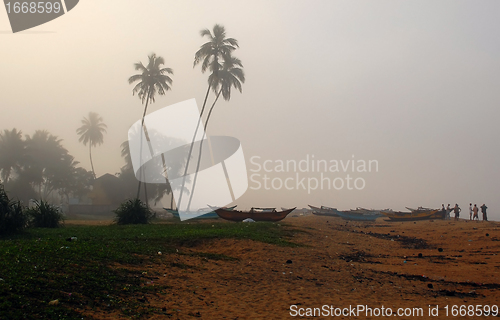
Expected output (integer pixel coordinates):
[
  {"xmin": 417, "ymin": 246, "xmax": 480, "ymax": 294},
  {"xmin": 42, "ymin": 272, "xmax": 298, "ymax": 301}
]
[
  {"xmin": 469, "ymin": 203, "xmax": 488, "ymax": 221},
  {"xmin": 441, "ymin": 203, "xmax": 488, "ymax": 221}
]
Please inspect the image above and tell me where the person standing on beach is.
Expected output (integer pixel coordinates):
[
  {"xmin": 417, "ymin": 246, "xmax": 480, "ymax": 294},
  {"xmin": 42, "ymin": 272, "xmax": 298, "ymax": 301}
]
[
  {"xmin": 453, "ymin": 204, "xmax": 461, "ymax": 220},
  {"xmin": 469, "ymin": 203, "xmax": 473, "ymax": 220},
  {"xmin": 481, "ymin": 204, "xmax": 488, "ymax": 221},
  {"xmin": 440, "ymin": 204, "xmax": 447, "ymax": 219},
  {"xmin": 446, "ymin": 204, "xmax": 452, "ymax": 220},
  {"xmin": 473, "ymin": 204, "xmax": 479, "ymax": 221}
]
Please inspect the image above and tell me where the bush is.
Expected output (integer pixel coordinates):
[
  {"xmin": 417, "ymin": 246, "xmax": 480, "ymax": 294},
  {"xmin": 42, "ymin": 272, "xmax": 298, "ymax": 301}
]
[
  {"xmin": 114, "ymin": 198, "xmax": 153, "ymax": 225},
  {"xmin": 26, "ymin": 200, "xmax": 64, "ymax": 228},
  {"xmin": 0, "ymin": 184, "xmax": 28, "ymax": 235}
]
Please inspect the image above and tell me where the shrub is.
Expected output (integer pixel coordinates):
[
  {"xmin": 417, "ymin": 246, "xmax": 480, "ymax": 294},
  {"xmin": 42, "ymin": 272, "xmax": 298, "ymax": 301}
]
[
  {"xmin": 114, "ymin": 198, "xmax": 153, "ymax": 225},
  {"xmin": 26, "ymin": 200, "xmax": 64, "ymax": 228},
  {"xmin": 0, "ymin": 184, "xmax": 28, "ymax": 235}
]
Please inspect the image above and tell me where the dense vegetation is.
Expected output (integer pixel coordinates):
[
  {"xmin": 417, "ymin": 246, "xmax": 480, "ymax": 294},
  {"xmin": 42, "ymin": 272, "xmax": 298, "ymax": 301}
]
[
  {"xmin": 114, "ymin": 198, "xmax": 153, "ymax": 225},
  {"xmin": 25, "ymin": 200, "xmax": 64, "ymax": 228}
]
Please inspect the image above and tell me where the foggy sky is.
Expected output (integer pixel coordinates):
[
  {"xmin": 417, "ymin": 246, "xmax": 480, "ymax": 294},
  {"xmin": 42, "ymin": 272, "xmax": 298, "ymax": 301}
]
[{"xmin": 1, "ymin": 1, "xmax": 499, "ymax": 219}]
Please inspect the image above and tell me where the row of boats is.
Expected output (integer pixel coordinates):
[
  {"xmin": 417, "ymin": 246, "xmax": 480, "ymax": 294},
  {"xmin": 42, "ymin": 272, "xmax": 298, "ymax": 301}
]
[
  {"xmin": 309, "ymin": 205, "xmax": 446, "ymax": 222},
  {"xmin": 163, "ymin": 205, "xmax": 446, "ymax": 223}
]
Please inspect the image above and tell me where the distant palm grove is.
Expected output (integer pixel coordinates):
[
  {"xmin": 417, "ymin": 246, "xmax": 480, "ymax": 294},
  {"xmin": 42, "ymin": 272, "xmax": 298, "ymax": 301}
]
[
  {"xmin": 0, "ymin": 128, "xmax": 94, "ymax": 204},
  {"xmin": 0, "ymin": 24, "xmax": 244, "ymax": 212}
]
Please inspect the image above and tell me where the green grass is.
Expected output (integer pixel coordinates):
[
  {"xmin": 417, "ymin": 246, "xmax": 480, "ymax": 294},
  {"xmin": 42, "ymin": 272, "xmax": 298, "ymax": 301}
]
[{"xmin": 0, "ymin": 222, "xmax": 298, "ymax": 319}]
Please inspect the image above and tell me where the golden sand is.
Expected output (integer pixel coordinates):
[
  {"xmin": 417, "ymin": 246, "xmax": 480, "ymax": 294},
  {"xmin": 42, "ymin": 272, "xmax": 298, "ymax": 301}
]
[{"xmin": 73, "ymin": 216, "xmax": 500, "ymax": 319}]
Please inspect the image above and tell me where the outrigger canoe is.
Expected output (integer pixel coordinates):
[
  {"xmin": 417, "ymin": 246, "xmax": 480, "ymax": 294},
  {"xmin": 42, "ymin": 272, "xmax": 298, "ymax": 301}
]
[
  {"xmin": 213, "ymin": 207, "xmax": 296, "ymax": 222},
  {"xmin": 381, "ymin": 209, "xmax": 439, "ymax": 221}
]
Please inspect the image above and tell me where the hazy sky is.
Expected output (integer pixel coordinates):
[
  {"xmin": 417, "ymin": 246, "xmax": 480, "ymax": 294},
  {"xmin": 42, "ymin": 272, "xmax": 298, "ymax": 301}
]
[{"xmin": 1, "ymin": 1, "xmax": 499, "ymax": 218}]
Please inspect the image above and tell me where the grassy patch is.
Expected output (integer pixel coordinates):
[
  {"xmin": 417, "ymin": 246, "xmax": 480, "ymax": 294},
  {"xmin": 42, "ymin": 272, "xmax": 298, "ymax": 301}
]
[{"xmin": 0, "ymin": 222, "xmax": 297, "ymax": 319}]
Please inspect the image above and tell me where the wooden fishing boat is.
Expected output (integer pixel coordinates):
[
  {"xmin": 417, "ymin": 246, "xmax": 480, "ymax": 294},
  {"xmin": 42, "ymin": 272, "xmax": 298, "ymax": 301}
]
[
  {"xmin": 406, "ymin": 207, "xmax": 446, "ymax": 219},
  {"xmin": 213, "ymin": 207, "xmax": 296, "ymax": 222},
  {"xmin": 164, "ymin": 205, "xmax": 237, "ymax": 220},
  {"xmin": 349, "ymin": 207, "xmax": 383, "ymax": 215},
  {"xmin": 308, "ymin": 205, "xmax": 339, "ymax": 216},
  {"xmin": 336, "ymin": 211, "xmax": 381, "ymax": 221},
  {"xmin": 381, "ymin": 209, "xmax": 439, "ymax": 221},
  {"xmin": 336, "ymin": 208, "xmax": 384, "ymax": 221}
]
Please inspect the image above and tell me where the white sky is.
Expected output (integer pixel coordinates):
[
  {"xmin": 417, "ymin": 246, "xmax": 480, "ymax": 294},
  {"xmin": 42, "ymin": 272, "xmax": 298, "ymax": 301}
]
[{"xmin": 1, "ymin": 1, "xmax": 499, "ymax": 218}]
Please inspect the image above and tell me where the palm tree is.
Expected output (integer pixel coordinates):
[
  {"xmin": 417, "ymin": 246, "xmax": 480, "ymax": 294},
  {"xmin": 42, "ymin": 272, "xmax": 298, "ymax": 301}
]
[
  {"xmin": 128, "ymin": 53, "xmax": 173, "ymax": 203},
  {"xmin": 76, "ymin": 112, "xmax": 107, "ymax": 179},
  {"xmin": 128, "ymin": 53, "xmax": 174, "ymax": 126},
  {"xmin": 24, "ymin": 130, "xmax": 71, "ymax": 199},
  {"xmin": 186, "ymin": 56, "xmax": 245, "ymax": 210},
  {"xmin": 204, "ymin": 56, "xmax": 245, "ymax": 130},
  {"xmin": 0, "ymin": 128, "xmax": 25, "ymax": 183},
  {"xmin": 177, "ymin": 24, "xmax": 239, "ymax": 209},
  {"xmin": 194, "ymin": 24, "xmax": 239, "ymax": 105},
  {"xmin": 120, "ymin": 140, "xmax": 132, "ymax": 172}
]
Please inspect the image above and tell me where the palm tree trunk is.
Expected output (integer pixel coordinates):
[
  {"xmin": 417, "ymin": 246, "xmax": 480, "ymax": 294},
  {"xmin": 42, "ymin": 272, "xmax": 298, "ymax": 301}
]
[
  {"xmin": 144, "ymin": 182, "xmax": 149, "ymax": 208},
  {"xmin": 177, "ymin": 84, "xmax": 211, "ymax": 210},
  {"xmin": 202, "ymin": 90, "xmax": 222, "ymax": 136},
  {"xmin": 186, "ymin": 89, "xmax": 222, "ymax": 211},
  {"xmin": 89, "ymin": 143, "xmax": 96, "ymax": 179},
  {"xmin": 136, "ymin": 90, "xmax": 151, "ymax": 201}
]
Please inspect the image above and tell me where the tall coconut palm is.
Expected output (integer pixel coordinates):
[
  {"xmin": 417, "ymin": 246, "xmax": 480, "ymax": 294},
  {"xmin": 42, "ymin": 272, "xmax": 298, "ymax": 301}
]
[
  {"xmin": 204, "ymin": 56, "xmax": 245, "ymax": 130},
  {"xmin": 76, "ymin": 112, "xmax": 107, "ymax": 179},
  {"xmin": 128, "ymin": 53, "xmax": 173, "ymax": 203},
  {"xmin": 177, "ymin": 24, "xmax": 239, "ymax": 209},
  {"xmin": 186, "ymin": 57, "xmax": 245, "ymax": 210},
  {"xmin": 128, "ymin": 53, "xmax": 174, "ymax": 126},
  {"xmin": 0, "ymin": 128, "xmax": 25, "ymax": 183}
]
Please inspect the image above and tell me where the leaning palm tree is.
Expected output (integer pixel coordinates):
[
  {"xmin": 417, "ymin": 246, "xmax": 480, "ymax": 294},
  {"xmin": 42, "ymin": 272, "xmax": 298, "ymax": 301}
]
[
  {"xmin": 128, "ymin": 53, "xmax": 173, "ymax": 202},
  {"xmin": 186, "ymin": 57, "xmax": 245, "ymax": 210},
  {"xmin": 204, "ymin": 56, "xmax": 245, "ymax": 130},
  {"xmin": 177, "ymin": 24, "xmax": 239, "ymax": 209},
  {"xmin": 76, "ymin": 112, "xmax": 107, "ymax": 179},
  {"xmin": 194, "ymin": 24, "xmax": 239, "ymax": 108}
]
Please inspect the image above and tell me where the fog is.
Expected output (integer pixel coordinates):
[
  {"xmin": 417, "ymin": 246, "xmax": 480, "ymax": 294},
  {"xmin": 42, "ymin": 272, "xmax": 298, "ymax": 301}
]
[{"xmin": 1, "ymin": 1, "xmax": 499, "ymax": 219}]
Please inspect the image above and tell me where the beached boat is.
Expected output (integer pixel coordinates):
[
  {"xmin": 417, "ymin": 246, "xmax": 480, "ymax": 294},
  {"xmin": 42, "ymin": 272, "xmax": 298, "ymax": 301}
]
[
  {"xmin": 308, "ymin": 205, "xmax": 339, "ymax": 216},
  {"xmin": 214, "ymin": 207, "xmax": 296, "ymax": 222},
  {"xmin": 336, "ymin": 211, "xmax": 380, "ymax": 221},
  {"xmin": 381, "ymin": 209, "xmax": 439, "ymax": 221},
  {"xmin": 337, "ymin": 208, "xmax": 383, "ymax": 221},
  {"xmin": 349, "ymin": 207, "xmax": 383, "ymax": 215},
  {"xmin": 165, "ymin": 205, "xmax": 237, "ymax": 220},
  {"xmin": 406, "ymin": 207, "xmax": 446, "ymax": 219}
]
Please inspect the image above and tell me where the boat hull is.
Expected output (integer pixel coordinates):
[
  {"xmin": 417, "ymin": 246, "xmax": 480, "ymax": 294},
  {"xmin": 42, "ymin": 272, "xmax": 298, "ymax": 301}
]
[
  {"xmin": 381, "ymin": 210, "xmax": 438, "ymax": 221},
  {"xmin": 336, "ymin": 211, "xmax": 382, "ymax": 221},
  {"xmin": 215, "ymin": 208, "xmax": 296, "ymax": 222},
  {"xmin": 406, "ymin": 207, "xmax": 446, "ymax": 220},
  {"xmin": 164, "ymin": 205, "xmax": 237, "ymax": 220},
  {"xmin": 308, "ymin": 205, "xmax": 339, "ymax": 217}
]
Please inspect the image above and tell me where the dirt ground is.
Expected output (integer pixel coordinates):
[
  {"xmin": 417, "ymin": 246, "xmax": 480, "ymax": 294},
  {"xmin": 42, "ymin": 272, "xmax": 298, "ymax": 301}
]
[{"xmin": 72, "ymin": 215, "xmax": 500, "ymax": 319}]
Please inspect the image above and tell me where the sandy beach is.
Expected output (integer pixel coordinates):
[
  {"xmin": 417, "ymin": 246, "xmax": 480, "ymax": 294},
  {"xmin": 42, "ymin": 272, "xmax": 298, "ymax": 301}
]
[{"xmin": 72, "ymin": 215, "xmax": 500, "ymax": 319}]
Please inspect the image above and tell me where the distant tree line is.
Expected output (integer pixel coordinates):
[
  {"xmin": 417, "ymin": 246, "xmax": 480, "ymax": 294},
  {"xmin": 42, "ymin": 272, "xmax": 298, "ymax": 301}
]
[{"xmin": 0, "ymin": 128, "xmax": 93, "ymax": 204}]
